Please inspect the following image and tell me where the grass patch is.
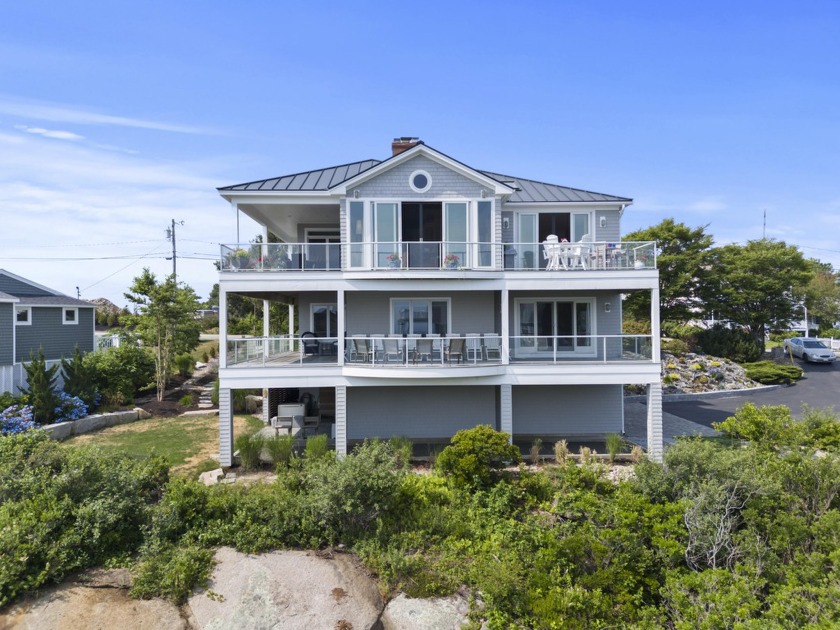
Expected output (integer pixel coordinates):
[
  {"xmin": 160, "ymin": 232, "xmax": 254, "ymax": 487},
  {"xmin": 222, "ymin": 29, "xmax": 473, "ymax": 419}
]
[{"xmin": 63, "ymin": 414, "xmax": 265, "ymax": 477}]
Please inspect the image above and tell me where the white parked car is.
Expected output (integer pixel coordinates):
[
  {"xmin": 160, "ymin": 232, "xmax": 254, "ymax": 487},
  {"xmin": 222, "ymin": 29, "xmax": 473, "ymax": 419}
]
[{"xmin": 783, "ymin": 337, "xmax": 836, "ymax": 363}]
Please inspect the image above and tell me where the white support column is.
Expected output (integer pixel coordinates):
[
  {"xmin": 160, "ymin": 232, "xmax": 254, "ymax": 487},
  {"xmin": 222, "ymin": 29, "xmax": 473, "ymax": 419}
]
[
  {"xmin": 335, "ymin": 385, "xmax": 347, "ymax": 457},
  {"xmin": 646, "ymin": 382, "xmax": 663, "ymax": 463},
  {"xmin": 219, "ymin": 387, "xmax": 234, "ymax": 467},
  {"xmin": 337, "ymin": 290, "xmax": 345, "ymax": 365},
  {"xmin": 500, "ymin": 384, "xmax": 513, "ymax": 442},
  {"xmin": 650, "ymin": 286, "xmax": 661, "ymax": 363},
  {"xmin": 501, "ymin": 288, "xmax": 510, "ymax": 364},
  {"xmin": 219, "ymin": 287, "xmax": 228, "ymax": 369},
  {"xmin": 288, "ymin": 304, "xmax": 295, "ymax": 346}
]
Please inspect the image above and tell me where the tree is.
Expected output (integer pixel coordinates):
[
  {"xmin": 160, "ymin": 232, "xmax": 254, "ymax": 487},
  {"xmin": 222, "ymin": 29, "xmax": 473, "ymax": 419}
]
[
  {"xmin": 122, "ymin": 269, "xmax": 201, "ymax": 401},
  {"xmin": 61, "ymin": 346, "xmax": 100, "ymax": 410},
  {"xmin": 622, "ymin": 219, "xmax": 714, "ymax": 324},
  {"xmin": 705, "ymin": 239, "xmax": 811, "ymax": 349},
  {"xmin": 801, "ymin": 259, "xmax": 840, "ymax": 333},
  {"xmin": 19, "ymin": 348, "xmax": 60, "ymax": 425}
]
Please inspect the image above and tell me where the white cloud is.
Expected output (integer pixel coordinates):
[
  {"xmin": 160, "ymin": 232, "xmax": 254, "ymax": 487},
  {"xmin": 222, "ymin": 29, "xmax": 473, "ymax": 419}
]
[
  {"xmin": 0, "ymin": 95, "xmax": 213, "ymax": 135},
  {"xmin": 14, "ymin": 125, "xmax": 84, "ymax": 141}
]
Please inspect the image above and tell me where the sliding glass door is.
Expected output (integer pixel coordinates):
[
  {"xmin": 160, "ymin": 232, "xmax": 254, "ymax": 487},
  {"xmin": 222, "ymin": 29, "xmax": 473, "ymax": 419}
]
[{"xmin": 515, "ymin": 299, "xmax": 594, "ymax": 356}]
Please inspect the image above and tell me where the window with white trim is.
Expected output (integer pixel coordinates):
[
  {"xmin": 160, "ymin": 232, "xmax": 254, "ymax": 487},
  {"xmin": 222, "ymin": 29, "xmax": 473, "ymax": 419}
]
[
  {"xmin": 63, "ymin": 307, "xmax": 78, "ymax": 325},
  {"xmin": 15, "ymin": 306, "xmax": 31, "ymax": 325}
]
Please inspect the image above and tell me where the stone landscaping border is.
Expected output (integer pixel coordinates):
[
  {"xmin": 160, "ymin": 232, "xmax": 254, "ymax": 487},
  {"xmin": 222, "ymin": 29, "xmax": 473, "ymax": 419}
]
[{"xmin": 41, "ymin": 408, "xmax": 152, "ymax": 441}]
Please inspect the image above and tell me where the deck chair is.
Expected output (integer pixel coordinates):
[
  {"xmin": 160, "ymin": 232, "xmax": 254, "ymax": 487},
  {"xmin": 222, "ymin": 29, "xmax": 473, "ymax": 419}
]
[
  {"xmin": 382, "ymin": 337, "xmax": 403, "ymax": 363},
  {"xmin": 483, "ymin": 335, "xmax": 502, "ymax": 361},
  {"xmin": 445, "ymin": 337, "xmax": 466, "ymax": 363},
  {"xmin": 413, "ymin": 338, "xmax": 434, "ymax": 363},
  {"xmin": 352, "ymin": 337, "xmax": 375, "ymax": 363}
]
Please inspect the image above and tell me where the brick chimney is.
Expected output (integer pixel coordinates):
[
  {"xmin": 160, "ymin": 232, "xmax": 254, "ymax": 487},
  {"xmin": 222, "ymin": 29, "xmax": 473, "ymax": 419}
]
[{"xmin": 391, "ymin": 137, "xmax": 421, "ymax": 155}]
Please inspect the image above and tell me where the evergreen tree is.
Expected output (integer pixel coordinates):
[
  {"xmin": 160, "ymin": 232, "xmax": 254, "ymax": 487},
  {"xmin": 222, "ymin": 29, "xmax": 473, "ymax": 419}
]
[{"xmin": 20, "ymin": 348, "xmax": 59, "ymax": 425}]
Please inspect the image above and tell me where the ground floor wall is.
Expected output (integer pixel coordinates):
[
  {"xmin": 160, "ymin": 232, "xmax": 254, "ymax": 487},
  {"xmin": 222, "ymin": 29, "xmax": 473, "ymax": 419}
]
[{"xmin": 512, "ymin": 384, "xmax": 623, "ymax": 436}]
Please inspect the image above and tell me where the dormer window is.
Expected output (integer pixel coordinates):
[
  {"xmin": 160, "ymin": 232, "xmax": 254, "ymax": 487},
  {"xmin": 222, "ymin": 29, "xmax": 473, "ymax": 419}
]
[{"xmin": 409, "ymin": 170, "xmax": 431, "ymax": 193}]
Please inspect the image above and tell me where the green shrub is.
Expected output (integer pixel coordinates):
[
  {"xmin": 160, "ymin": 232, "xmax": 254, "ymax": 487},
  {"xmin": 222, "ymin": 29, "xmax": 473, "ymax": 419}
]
[
  {"xmin": 743, "ymin": 360, "xmax": 803, "ymax": 385},
  {"xmin": 130, "ymin": 541, "xmax": 214, "ymax": 603},
  {"xmin": 435, "ymin": 425, "xmax": 520, "ymax": 489},
  {"xmin": 211, "ymin": 380, "xmax": 219, "ymax": 406},
  {"xmin": 821, "ymin": 328, "xmax": 840, "ymax": 339},
  {"xmin": 304, "ymin": 433, "xmax": 329, "ymax": 460},
  {"xmin": 661, "ymin": 338, "xmax": 690, "ymax": 356},
  {"xmin": 605, "ymin": 433, "xmax": 624, "ymax": 462},
  {"xmin": 388, "ymin": 435, "xmax": 413, "ymax": 468},
  {"xmin": 201, "ymin": 351, "xmax": 209, "ymax": 363},
  {"xmin": 0, "ymin": 432, "xmax": 169, "ymax": 606},
  {"xmin": 696, "ymin": 325, "xmax": 763, "ymax": 363},
  {"xmin": 529, "ymin": 438, "xmax": 543, "ymax": 466},
  {"xmin": 19, "ymin": 349, "xmax": 60, "ymax": 425},
  {"xmin": 622, "ymin": 318, "xmax": 651, "ymax": 335},
  {"xmin": 174, "ymin": 353, "xmax": 193, "ymax": 378},
  {"xmin": 265, "ymin": 434, "xmax": 295, "ymax": 467},
  {"xmin": 661, "ymin": 321, "xmax": 702, "ymax": 345},
  {"xmin": 235, "ymin": 433, "xmax": 265, "ymax": 470},
  {"xmin": 179, "ymin": 394, "xmax": 194, "ymax": 407},
  {"xmin": 663, "ymin": 373, "xmax": 681, "ymax": 384},
  {"xmin": 84, "ymin": 343, "xmax": 155, "ymax": 407},
  {"xmin": 769, "ymin": 330, "xmax": 800, "ymax": 343},
  {"xmin": 61, "ymin": 346, "xmax": 100, "ymax": 411}
]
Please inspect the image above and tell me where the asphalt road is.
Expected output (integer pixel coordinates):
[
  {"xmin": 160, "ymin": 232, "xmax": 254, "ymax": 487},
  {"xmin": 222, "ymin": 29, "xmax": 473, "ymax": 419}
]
[{"xmin": 664, "ymin": 359, "xmax": 840, "ymax": 429}]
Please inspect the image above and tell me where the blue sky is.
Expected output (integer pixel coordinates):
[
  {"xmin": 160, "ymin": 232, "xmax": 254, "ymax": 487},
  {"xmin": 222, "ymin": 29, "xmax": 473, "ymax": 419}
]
[{"xmin": 1, "ymin": 1, "xmax": 839, "ymax": 305}]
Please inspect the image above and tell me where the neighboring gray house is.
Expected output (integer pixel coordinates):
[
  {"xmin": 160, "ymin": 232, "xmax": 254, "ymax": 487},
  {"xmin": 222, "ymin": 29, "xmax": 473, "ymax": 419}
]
[
  {"xmin": 215, "ymin": 139, "xmax": 663, "ymax": 463},
  {"xmin": 0, "ymin": 269, "xmax": 95, "ymax": 395}
]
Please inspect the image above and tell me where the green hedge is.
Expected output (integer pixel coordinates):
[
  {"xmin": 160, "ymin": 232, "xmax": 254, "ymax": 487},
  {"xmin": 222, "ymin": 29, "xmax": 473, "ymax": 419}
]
[{"xmin": 743, "ymin": 360, "xmax": 803, "ymax": 384}]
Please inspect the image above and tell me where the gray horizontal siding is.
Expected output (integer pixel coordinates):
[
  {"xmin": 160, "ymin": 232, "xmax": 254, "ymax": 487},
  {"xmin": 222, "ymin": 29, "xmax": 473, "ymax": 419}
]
[
  {"xmin": 347, "ymin": 385, "xmax": 497, "ymax": 440},
  {"xmin": 355, "ymin": 155, "xmax": 484, "ymax": 199},
  {"xmin": 512, "ymin": 385, "xmax": 623, "ymax": 435},
  {"xmin": 15, "ymin": 307, "xmax": 94, "ymax": 362},
  {"xmin": 345, "ymin": 291, "xmax": 497, "ymax": 335},
  {"xmin": 0, "ymin": 276, "xmax": 53, "ymax": 297}
]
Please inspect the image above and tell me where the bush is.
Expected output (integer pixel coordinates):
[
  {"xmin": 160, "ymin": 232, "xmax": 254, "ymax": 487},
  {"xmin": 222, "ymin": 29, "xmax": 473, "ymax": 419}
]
[
  {"xmin": 696, "ymin": 325, "xmax": 763, "ymax": 363},
  {"xmin": 265, "ymin": 434, "xmax": 295, "ymax": 467},
  {"xmin": 661, "ymin": 338, "xmax": 690, "ymax": 356},
  {"xmin": 821, "ymin": 328, "xmax": 840, "ymax": 339},
  {"xmin": 19, "ymin": 349, "xmax": 59, "ymax": 425},
  {"xmin": 179, "ymin": 394, "xmax": 194, "ymax": 407},
  {"xmin": 305, "ymin": 433, "xmax": 329, "ymax": 460},
  {"xmin": 0, "ymin": 405, "xmax": 37, "ymax": 435},
  {"xmin": 435, "ymin": 425, "xmax": 520, "ymax": 489},
  {"xmin": 661, "ymin": 321, "xmax": 702, "ymax": 344},
  {"xmin": 211, "ymin": 380, "xmax": 219, "ymax": 406},
  {"xmin": 235, "ymin": 433, "xmax": 265, "ymax": 470},
  {"xmin": 769, "ymin": 330, "xmax": 799, "ymax": 343},
  {"xmin": 84, "ymin": 343, "xmax": 155, "ymax": 407},
  {"xmin": 61, "ymin": 346, "xmax": 100, "ymax": 411},
  {"xmin": 605, "ymin": 433, "xmax": 624, "ymax": 462},
  {"xmin": 130, "ymin": 541, "xmax": 214, "ymax": 603},
  {"xmin": 53, "ymin": 392, "xmax": 88, "ymax": 422},
  {"xmin": 174, "ymin": 353, "xmax": 193, "ymax": 378},
  {"xmin": 743, "ymin": 360, "xmax": 803, "ymax": 384}
]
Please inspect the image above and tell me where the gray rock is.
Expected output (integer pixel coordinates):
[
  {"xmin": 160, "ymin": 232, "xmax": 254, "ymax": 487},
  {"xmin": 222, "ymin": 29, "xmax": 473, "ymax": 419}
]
[
  {"xmin": 187, "ymin": 547, "xmax": 383, "ymax": 630},
  {"xmin": 198, "ymin": 468, "xmax": 224, "ymax": 486},
  {"xmin": 380, "ymin": 592, "xmax": 471, "ymax": 629},
  {"xmin": 1, "ymin": 584, "xmax": 187, "ymax": 630}
]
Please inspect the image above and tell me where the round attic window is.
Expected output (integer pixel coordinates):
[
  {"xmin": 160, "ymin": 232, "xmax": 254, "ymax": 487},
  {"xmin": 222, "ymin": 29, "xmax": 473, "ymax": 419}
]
[{"xmin": 409, "ymin": 170, "xmax": 431, "ymax": 193}]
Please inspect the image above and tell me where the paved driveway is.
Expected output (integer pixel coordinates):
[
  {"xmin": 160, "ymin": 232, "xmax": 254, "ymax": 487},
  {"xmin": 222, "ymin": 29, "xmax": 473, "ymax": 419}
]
[{"xmin": 664, "ymin": 359, "xmax": 840, "ymax": 429}]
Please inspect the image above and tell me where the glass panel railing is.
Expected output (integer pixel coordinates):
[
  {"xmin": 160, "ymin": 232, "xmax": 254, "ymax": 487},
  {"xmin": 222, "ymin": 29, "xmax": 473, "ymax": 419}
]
[
  {"xmin": 220, "ymin": 243, "xmax": 342, "ymax": 271},
  {"xmin": 345, "ymin": 334, "xmax": 504, "ymax": 366},
  {"xmin": 502, "ymin": 241, "xmax": 657, "ymax": 271},
  {"xmin": 226, "ymin": 336, "xmax": 339, "ymax": 367},
  {"xmin": 508, "ymin": 334, "xmax": 653, "ymax": 362}
]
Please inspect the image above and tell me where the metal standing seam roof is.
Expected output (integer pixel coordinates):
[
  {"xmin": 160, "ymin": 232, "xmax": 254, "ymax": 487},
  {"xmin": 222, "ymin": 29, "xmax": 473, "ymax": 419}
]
[{"xmin": 218, "ymin": 156, "xmax": 630, "ymax": 203}]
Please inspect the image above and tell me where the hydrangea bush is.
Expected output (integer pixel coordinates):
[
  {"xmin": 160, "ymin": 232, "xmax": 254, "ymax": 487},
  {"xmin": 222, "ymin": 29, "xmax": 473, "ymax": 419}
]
[
  {"xmin": 0, "ymin": 405, "xmax": 38, "ymax": 435},
  {"xmin": 53, "ymin": 392, "xmax": 88, "ymax": 423}
]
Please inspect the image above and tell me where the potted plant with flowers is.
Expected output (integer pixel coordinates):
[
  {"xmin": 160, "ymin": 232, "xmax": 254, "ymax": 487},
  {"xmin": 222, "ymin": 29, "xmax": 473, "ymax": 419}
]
[
  {"xmin": 386, "ymin": 252, "xmax": 402, "ymax": 269},
  {"xmin": 443, "ymin": 253, "xmax": 460, "ymax": 269}
]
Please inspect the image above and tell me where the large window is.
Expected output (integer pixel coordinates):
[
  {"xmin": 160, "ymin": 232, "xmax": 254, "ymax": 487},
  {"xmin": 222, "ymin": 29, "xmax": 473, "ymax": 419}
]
[
  {"xmin": 391, "ymin": 299, "xmax": 449, "ymax": 335},
  {"xmin": 349, "ymin": 201, "xmax": 365, "ymax": 268},
  {"xmin": 515, "ymin": 298, "xmax": 594, "ymax": 355}
]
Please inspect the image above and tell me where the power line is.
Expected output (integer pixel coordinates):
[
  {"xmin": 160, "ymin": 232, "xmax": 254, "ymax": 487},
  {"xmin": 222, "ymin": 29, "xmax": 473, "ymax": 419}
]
[{"xmin": 80, "ymin": 244, "xmax": 170, "ymax": 293}]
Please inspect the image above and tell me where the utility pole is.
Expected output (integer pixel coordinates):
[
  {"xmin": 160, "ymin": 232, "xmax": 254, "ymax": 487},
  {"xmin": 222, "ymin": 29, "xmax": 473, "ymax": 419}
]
[{"xmin": 165, "ymin": 220, "xmax": 184, "ymax": 279}]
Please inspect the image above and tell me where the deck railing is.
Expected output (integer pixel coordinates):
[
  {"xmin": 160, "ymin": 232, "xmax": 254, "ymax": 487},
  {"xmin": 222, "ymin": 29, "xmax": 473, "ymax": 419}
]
[
  {"xmin": 220, "ymin": 241, "xmax": 656, "ymax": 272},
  {"xmin": 225, "ymin": 334, "xmax": 653, "ymax": 368}
]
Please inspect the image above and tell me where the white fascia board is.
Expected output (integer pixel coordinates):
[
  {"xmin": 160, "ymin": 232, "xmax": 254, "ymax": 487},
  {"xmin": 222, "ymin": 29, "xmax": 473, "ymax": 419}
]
[
  {"xmin": 332, "ymin": 145, "xmax": 515, "ymax": 196},
  {"xmin": 505, "ymin": 201, "xmax": 631, "ymax": 212},
  {"xmin": 220, "ymin": 191, "xmax": 340, "ymax": 205},
  {"xmin": 0, "ymin": 296, "xmax": 19, "ymax": 304},
  {"xmin": 0, "ymin": 270, "xmax": 63, "ymax": 296}
]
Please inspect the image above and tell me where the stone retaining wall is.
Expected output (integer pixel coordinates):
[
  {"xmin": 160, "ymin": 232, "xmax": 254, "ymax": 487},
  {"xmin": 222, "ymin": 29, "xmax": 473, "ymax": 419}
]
[{"xmin": 42, "ymin": 408, "xmax": 152, "ymax": 441}]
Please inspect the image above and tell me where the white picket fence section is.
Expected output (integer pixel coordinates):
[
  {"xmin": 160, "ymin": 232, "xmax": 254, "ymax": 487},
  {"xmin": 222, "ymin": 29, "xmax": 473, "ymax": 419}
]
[{"xmin": 0, "ymin": 360, "xmax": 64, "ymax": 396}]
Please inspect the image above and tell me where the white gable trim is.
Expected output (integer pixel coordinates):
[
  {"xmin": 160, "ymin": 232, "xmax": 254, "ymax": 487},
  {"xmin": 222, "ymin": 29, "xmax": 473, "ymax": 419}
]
[{"xmin": 332, "ymin": 144, "xmax": 515, "ymax": 196}]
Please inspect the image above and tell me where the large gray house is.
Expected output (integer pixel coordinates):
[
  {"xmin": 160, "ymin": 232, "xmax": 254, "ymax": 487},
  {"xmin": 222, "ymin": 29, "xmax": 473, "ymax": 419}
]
[
  {"xmin": 215, "ymin": 139, "xmax": 663, "ymax": 462},
  {"xmin": 0, "ymin": 269, "xmax": 95, "ymax": 395}
]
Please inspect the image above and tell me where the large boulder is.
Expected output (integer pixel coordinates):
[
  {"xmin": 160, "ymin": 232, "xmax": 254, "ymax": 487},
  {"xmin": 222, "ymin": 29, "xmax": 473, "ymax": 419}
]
[
  {"xmin": 380, "ymin": 592, "xmax": 472, "ymax": 629},
  {"xmin": 187, "ymin": 547, "xmax": 383, "ymax": 630}
]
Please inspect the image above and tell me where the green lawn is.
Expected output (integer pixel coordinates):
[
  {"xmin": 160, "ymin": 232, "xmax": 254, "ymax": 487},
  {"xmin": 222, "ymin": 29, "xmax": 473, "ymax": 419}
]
[{"xmin": 63, "ymin": 413, "xmax": 264, "ymax": 476}]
